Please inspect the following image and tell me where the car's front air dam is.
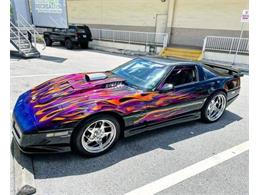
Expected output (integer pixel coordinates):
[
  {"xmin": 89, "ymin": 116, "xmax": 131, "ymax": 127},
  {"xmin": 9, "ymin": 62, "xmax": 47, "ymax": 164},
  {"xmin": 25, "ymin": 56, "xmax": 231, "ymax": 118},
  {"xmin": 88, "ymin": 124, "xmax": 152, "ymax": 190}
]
[{"xmin": 12, "ymin": 119, "xmax": 73, "ymax": 154}]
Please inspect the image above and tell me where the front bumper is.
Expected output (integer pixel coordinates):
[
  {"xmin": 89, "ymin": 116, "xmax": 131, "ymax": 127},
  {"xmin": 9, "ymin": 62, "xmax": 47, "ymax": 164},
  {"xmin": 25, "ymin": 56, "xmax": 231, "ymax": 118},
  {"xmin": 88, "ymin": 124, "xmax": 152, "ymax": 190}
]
[{"xmin": 12, "ymin": 119, "xmax": 73, "ymax": 154}]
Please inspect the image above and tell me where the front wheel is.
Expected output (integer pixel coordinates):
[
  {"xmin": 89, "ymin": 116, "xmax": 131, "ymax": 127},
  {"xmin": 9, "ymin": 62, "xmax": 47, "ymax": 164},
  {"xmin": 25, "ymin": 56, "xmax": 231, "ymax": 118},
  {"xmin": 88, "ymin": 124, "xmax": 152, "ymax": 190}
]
[
  {"xmin": 201, "ymin": 91, "xmax": 227, "ymax": 122},
  {"xmin": 71, "ymin": 115, "xmax": 121, "ymax": 157}
]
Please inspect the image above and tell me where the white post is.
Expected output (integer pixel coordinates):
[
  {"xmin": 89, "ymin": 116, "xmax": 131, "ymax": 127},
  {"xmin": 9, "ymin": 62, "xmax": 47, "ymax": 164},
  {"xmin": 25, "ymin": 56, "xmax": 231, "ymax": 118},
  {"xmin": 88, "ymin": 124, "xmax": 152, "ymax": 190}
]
[
  {"xmin": 202, "ymin": 37, "xmax": 208, "ymax": 53},
  {"xmin": 233, "ymin": 22, "xmax": 245, "ymax": 65},
  {"xmin": 229, "ymin": 37, "xmax": 234, "ymax": 54}
]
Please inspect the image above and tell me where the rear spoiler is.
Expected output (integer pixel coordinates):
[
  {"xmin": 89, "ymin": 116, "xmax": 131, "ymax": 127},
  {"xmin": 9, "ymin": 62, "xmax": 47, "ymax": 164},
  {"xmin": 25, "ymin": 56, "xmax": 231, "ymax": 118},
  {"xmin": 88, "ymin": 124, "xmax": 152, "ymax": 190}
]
[{"xmin": 203, "ymin": 62, "xmax": 244, "ymax": 77}]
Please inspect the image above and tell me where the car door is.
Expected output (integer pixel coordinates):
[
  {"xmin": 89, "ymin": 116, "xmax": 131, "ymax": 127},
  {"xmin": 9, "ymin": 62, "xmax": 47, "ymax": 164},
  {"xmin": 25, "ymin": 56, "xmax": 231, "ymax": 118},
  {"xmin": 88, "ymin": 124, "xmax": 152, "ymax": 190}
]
[
  {"xmin": 51, "ymin": 28, "xmax": 61, "ymax": 41},
  {"xmin": 142, "ymin": 64, "xmax": 207, "ymax": 124}
]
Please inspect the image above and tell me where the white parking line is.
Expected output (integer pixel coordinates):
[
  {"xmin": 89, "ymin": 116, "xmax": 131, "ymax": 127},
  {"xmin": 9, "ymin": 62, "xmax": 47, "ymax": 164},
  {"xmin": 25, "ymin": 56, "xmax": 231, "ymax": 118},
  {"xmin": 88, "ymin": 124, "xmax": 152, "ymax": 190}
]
[
  {"xmin": 11, "ymin": 73, "xmax": 72, "ymax": 78},
  {"xmin": 125, "ymin": 141, "xmax": 249, "ymax": 195}
]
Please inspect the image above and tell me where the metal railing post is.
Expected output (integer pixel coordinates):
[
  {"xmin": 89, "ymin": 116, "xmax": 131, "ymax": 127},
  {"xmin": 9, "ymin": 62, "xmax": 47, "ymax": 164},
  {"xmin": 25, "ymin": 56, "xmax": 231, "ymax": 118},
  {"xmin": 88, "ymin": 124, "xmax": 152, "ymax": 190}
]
[
  {"xmin": 146, "ymin": 32, "xmax": 148, "ymax": 46},
  {"xmin": 34, "ymin": 31, "xmax": 36, "ymax": 48},
  {"xmin": 229, "ymin": 37, "xmax": 234, "ymax": 54},
  {"xmin": 18, "ymin": 31, "xmax": 21, "ymax": 52},
  {"xmin": 128, "ymin": 32, "xmax": 131, "ymax": 44},
  {"xmin": 202, "ymin": 37, "xmax": 207, "ymax": 53},
  {"xmin": 113, "ymin": 31, "xmax": 115, "ymax": 42}
]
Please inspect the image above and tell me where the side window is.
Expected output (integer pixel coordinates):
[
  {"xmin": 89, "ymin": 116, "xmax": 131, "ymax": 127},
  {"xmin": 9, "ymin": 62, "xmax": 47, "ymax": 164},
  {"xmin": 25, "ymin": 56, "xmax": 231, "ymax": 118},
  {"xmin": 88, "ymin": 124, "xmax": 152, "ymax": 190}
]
[
  {"xmin": 165, "ymin": 65, "xmax": 198, "ymax": 86},
  {"xmin": 202, "ymin": 66, "xmax": 217, "ymax": 79},
  {"xmin": 68, "ymin": 26, "xmax": 76, "ymax": 33}
]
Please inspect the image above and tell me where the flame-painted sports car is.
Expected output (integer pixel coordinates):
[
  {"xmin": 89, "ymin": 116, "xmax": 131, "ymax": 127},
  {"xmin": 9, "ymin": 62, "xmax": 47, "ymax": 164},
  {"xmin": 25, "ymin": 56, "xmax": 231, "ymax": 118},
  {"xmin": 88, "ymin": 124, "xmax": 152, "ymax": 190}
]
[{"xmin": 12, "ymin": 58, "xmax": 242, "ymax": 156}]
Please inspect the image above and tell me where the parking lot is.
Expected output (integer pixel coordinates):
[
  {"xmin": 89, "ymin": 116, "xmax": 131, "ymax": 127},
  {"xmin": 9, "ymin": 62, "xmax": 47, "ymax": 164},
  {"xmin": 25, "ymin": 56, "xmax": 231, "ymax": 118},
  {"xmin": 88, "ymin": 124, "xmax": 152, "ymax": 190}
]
[{"xmin": 11, "ymin": 46, "xmax": 248, "ymax": 195}]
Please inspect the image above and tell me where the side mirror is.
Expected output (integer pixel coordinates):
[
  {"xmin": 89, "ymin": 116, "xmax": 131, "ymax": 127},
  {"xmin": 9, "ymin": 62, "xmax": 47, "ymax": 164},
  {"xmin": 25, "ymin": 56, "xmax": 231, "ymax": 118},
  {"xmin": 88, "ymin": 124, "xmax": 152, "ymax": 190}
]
[{"xmin": 160, "ymin": 83, "xmax": 174, "ymax": 92}]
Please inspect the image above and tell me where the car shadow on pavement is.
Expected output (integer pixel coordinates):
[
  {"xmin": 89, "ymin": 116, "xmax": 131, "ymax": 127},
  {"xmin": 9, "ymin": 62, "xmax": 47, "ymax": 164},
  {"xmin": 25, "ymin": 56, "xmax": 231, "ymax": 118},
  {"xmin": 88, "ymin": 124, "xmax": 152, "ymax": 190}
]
[{"xmin": 12, "ymin": 110, "xmax": 242, "ymax": 179}]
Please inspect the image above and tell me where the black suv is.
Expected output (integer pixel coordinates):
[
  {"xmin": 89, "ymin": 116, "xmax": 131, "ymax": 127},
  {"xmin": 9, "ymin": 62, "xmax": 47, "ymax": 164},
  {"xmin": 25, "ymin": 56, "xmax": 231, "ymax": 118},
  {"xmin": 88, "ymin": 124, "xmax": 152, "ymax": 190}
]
[{"xmin": 43, "ymin": 24, "xmax": 92, "ymax": 49}]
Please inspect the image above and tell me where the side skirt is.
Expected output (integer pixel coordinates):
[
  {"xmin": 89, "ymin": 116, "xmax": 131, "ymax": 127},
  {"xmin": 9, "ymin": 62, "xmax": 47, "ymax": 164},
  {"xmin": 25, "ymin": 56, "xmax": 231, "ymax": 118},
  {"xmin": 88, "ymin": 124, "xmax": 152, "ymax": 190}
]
[{"xmin": 124, "ymin": 111, "xmax": 201, "ymax": 137}]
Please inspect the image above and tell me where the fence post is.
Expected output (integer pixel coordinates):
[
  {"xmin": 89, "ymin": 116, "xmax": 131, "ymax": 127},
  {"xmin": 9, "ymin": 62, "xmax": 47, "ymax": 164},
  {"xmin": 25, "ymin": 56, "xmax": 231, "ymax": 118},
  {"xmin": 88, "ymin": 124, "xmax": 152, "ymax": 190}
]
[
  {"xmin": 146, "ymin": 32, "xmax": 148, "ymax": 46},
  {"xmin": 202, "ymin": 37, "xmax": 207, "ymax": 53},
  {"xmin": 229, "ymin": 37, "xmax": 234, "ymax": 54},
  {"xmin": 128, "ymin": 32, "xmax": 131, "ymax": 44},
  {"xmin": 113, "ymin": 31, "xmax": 115, "ymax": 42}
]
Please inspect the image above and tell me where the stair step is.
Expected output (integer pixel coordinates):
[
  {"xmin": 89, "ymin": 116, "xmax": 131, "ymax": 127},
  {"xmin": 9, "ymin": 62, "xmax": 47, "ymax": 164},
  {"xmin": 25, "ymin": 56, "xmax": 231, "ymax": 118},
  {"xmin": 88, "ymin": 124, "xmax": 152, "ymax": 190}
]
[
  {"xmin": 164, "ymin": 48, "xmax": 202, "ymax": 54},
  {"xmin": 10, "ymin": 22, "xmax": 41, "ymax": 58},
  {"xmin": 160, "ymin": 47, "xmax": 202, "ymax": 61}
]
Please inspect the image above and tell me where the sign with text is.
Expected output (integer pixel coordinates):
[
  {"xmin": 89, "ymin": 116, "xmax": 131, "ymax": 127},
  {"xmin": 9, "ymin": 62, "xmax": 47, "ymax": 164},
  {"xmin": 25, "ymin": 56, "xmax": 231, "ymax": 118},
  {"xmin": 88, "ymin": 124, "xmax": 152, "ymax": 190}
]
[
  {"xmin": 241, "ymin": 9, "xmax": 249, "ymax": 23},
  {"xmin": 31, "ymin": 0, "xmax": 68, "ymax": 28}
]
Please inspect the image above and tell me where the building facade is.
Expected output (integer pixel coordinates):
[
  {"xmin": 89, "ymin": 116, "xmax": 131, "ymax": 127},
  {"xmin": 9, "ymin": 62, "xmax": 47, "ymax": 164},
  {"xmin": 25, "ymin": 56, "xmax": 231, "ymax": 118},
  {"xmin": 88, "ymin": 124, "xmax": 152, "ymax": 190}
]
[{"xmin": 67, "ymin": 0, "xmax": 249, "ymax": 47}]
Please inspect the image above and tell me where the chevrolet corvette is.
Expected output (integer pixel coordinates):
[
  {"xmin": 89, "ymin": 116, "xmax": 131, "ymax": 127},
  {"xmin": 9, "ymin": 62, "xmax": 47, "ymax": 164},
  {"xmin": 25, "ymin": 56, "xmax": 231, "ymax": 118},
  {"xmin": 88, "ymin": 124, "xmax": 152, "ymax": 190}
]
[{"xmin": 12, "ymin": 58, "xmax": 242, "ymax": 156}]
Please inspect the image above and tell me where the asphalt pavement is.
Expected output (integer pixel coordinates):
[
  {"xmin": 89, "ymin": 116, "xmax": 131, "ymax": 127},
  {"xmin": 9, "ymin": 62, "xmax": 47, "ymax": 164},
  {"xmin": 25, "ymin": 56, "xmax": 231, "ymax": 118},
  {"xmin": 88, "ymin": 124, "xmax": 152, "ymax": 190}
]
[{"xmin": 10, "ymin": 45, "xmax": 249, "ymax": 195}]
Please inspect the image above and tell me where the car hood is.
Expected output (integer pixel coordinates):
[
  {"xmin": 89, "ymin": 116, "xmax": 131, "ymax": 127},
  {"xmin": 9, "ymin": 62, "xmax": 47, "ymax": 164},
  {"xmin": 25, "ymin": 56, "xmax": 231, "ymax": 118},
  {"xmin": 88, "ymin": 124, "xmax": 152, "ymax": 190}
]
[
  {"xmin": 21, "ymin": 72, "xmax": 144, "ymax": 130},
  {"xmin": 30, "ymin": 72, "xmax": 127, "ymax": 104}
]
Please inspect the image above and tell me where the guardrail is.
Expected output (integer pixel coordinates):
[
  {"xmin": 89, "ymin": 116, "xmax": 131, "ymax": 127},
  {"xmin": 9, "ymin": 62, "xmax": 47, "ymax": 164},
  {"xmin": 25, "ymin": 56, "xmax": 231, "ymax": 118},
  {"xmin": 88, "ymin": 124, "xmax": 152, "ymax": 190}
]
[
  {"xmin": 202, "ymin": 36, "xmax": 249, "ymax": 54},
  {"xmin": 90, "ymin": 28, "xmax": 168, "ymax": 48}
]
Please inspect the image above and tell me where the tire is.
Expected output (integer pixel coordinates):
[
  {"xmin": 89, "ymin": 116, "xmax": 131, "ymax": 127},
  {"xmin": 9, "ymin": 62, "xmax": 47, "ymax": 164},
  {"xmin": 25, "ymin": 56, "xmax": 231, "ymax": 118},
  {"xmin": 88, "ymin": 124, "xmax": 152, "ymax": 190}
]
[
  {"xmin": 44, "ymin": 36, "xmax": 52, "ymax": 46},
  {"xmin": 71, "ymin": 114, "xmax": 121, "ymax": 157},
  {"xmin": 201, "ymin": 91, "xmax": 227, "ymax": 123},
  {"xmin": 65, "ymin": 39, "xmax": 74, "ymax": 50},
  {"xmin": 80, "ymin": 42, "xmax": 89, "ymax": 49}
]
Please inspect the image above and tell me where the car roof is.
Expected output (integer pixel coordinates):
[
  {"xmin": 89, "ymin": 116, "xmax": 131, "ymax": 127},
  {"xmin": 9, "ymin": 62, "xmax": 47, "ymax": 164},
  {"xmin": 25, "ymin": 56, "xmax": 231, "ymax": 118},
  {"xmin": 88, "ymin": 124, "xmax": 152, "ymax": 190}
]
[{"xmin": 137, "ymin": 57, "xmax": 200, "ymax": 67}]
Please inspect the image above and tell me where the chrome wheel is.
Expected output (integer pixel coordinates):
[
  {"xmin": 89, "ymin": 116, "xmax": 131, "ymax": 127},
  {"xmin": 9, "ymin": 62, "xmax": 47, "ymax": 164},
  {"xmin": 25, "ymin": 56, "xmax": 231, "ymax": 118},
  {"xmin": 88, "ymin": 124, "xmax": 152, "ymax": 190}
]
[
  {"xmin": 206, "ymin": 94, "xmax": 226, "ymax": 121},
  {"xmin": 81, "ymin": 120, "xmax": 116, "ymax": 153}
]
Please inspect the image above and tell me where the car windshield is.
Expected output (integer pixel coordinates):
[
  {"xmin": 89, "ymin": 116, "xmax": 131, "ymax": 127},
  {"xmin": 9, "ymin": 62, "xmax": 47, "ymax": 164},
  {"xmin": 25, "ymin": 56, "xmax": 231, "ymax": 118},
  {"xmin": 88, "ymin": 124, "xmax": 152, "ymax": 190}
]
[{"xmin": 112, "ymin": 59, "xmax": 169, "ymax": 90}]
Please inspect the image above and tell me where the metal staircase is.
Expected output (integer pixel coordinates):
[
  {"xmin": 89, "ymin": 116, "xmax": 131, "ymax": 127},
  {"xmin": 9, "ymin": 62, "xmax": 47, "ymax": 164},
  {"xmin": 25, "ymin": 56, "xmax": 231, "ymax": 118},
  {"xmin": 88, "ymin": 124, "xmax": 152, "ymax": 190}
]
[{"xmin": 10, "ymin": 15, "xmax": 46, "ymax": 58}]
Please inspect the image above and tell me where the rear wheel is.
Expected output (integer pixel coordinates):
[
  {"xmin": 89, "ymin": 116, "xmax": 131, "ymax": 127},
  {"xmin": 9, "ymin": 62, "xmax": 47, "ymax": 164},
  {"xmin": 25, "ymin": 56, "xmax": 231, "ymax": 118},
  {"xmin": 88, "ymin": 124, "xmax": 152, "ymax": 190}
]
[
  {"xmin": 44, "ymin": 36, "xmax": 52, "ymax": 46},
  {"xmin": 71, "ymin": 114, "xmax": 121, "ymax": 157},
  {"xmin": 80, "ymin": 42, "xmax": 89, "ymax": 49},
  {"xmin": 65, "ymin": 39, "xmax": 74, "ymax": 49},
  {"xmin": 201, "ymin": 91, "xmax": 227, "ymax": 122}
]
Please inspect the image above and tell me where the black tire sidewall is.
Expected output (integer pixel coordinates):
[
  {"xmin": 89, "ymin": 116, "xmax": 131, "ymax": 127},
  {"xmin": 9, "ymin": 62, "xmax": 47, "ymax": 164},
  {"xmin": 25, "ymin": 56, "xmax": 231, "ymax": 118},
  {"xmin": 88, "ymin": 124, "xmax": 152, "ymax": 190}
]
[
  {"xmin": 201, "ymin": 91, "xmax": 227, "ymax": 123},
  {"xmin": 71, "ymin": 114, "xmax": 121, "ymax": 157},
  {"xmin": 44, "ymin": 37, "xmax": 52, "ymax": 46},
  {"xmin": 65, "ymin": 39, "xmax": 73, "ymax": 49},
  {"xmin": 80, "ymin": 42, "xmax": 89, "ymax": 49}
]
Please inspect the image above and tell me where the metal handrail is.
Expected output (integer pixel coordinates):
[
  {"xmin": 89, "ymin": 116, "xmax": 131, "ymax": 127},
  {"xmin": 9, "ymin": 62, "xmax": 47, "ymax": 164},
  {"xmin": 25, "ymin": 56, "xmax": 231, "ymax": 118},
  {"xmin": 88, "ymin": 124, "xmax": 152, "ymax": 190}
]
[
  {"xmin": 90, "ymin": 28, "xmax": 168, "ymax": 48},
  {"xmin": 10, "ymin": 21, "xmax": 32, "ymax": 52},
  {"xmin": 202, "ymin": 36, "xmax": 249, "ymax": 54},
  {"xmin": 17, "ymin": 14, "xmax": 46, "ymax": 50}
]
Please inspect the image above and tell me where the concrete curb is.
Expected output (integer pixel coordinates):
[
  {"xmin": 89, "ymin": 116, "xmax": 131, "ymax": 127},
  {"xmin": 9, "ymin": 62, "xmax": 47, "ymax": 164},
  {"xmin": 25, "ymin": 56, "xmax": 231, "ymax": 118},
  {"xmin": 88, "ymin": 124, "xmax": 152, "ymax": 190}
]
[{"xmin": 12, "ymin": 142, "xmax": 36, "ymax": 195}]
